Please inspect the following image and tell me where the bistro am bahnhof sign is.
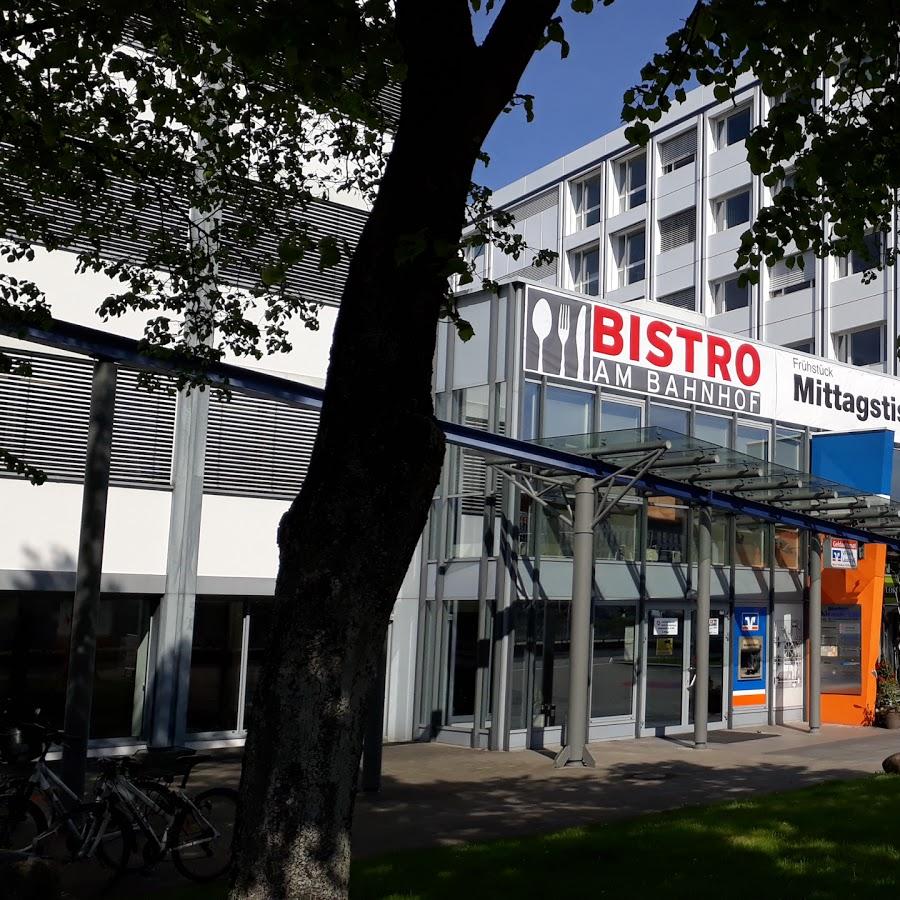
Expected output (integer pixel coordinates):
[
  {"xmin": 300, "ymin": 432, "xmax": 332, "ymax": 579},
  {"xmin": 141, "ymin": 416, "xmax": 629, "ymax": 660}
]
[{"xmin": 523, "ymin": 285, "xmax": 900, "ymax": 437}]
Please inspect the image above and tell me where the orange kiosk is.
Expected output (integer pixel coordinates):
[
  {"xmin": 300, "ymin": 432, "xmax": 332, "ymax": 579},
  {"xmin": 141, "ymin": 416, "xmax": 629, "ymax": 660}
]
[{"xmin": 820, "ymin": 542, "xmax": 886, "ymax": 725}]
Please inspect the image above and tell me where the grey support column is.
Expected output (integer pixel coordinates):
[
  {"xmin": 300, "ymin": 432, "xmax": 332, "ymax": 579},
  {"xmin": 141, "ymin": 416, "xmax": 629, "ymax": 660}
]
[
  {"xmin": 694, "ymin": 506, "xmax": 712, "ymax": 749},
  {"xmin": 808, "ymin": 534, "xmax": 823, "ymax": 733},
  {"xmin": 61, "ymin": 359, "xmax": 117, "ymax": 796},
  {"xmin": 554, "ymin": 477, "xmax": 595, "ymax": 768},
  {"xmin": 149, "ymin": 386, "xmax": 210, "ymax": 747}
]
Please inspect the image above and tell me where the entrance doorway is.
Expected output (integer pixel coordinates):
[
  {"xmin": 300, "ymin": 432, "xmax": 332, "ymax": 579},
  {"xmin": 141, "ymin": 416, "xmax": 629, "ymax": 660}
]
[{"xmin": 642, "ymin": 607, "xmax": 728, "ymax": 735}]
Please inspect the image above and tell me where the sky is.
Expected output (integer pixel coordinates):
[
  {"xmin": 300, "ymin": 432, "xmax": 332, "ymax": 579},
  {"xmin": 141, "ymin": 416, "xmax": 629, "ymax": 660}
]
[{"xmin": 474, "ymin": 0, "xmax": 697, "ymax": 191}]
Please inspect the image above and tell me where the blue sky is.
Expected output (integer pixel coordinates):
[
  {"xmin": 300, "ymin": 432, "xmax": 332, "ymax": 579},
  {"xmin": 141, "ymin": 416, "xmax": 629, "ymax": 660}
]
[{"xmin": 474, "ymin": 0, "xmax": 696, "ymax": 191}]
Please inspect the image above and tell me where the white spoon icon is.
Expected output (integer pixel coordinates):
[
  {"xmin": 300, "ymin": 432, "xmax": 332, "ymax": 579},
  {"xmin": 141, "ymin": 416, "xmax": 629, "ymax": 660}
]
[{"xmin": 532, "ymin": 297, "xmax": 552, "ymax": 373}]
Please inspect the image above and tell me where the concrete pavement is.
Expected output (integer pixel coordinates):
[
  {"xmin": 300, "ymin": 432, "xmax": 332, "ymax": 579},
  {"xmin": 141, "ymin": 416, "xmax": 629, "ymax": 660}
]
[{"xmin": 65, "ymin": 723, "xmax": 900, "ymax": 897}]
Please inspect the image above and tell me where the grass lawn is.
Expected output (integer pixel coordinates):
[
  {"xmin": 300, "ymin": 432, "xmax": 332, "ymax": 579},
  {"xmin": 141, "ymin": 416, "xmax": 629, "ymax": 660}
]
[{"xmin": 158, "ymin": 776, "xmax": 900, "ymax": 899}]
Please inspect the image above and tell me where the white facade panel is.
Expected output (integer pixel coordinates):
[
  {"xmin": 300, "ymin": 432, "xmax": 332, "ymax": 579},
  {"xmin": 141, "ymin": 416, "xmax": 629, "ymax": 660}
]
[{"xmin": 198, "ymin": 494, "xmax": 285, "ymax": 579}]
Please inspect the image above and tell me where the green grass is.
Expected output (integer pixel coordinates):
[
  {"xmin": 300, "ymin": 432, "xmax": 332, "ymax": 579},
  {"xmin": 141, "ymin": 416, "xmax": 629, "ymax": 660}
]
[{"xmin": 155, "ymin": 776, "xmax": 900, "ymax": 900}]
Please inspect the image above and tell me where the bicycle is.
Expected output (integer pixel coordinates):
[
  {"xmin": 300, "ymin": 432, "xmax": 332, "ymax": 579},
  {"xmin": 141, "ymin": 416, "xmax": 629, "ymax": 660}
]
[
  {"xmin": 98, "ymin": 747, "xmax": 237, "ymax": 882},
  {"xmin": 0, "ymin": 720, "xmax": 133, "ymax": 880}
]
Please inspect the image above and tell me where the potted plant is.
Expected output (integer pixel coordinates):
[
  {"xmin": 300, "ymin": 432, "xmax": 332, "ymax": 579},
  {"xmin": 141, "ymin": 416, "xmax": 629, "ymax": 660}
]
[{"xmin": 875, "ymin": 660, "xmax": 900, "ymax": 729}]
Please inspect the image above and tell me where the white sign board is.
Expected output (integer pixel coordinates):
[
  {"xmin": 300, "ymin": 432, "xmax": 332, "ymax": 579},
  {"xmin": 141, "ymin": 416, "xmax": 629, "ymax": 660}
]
[
  {"xmin": 826, "ymin": 537, "xmax": 859, "ymax": 569},
  {"xmin": 708, "ymin": 617, "xmax": 720, "ymax": 636},
  {"xmin": 524, "ymin": 286, "xmax": 900, "ymax": 438},
  {"xmin": 653, "ymin": 617, "xmax": 679, "ymax": 636}
]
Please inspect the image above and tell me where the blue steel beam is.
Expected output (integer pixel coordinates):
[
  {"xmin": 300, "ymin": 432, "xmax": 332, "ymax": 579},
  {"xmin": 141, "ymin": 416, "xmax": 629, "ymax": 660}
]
[{"xmin": 5, "ymin": 317, "xmax": 900, "ymax": 552}]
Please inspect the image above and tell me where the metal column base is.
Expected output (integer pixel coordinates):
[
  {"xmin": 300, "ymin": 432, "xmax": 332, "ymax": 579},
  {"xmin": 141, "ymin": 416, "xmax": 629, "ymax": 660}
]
[{"xmin": 553, "ymin": 743, "xmax": 596, "ymax": 768}]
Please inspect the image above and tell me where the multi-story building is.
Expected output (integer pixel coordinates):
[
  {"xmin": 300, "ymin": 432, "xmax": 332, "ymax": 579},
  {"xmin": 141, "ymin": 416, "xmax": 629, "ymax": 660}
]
[{"xmin": 2, "ymin": 71, "xmax": 899, "ymax": 758}]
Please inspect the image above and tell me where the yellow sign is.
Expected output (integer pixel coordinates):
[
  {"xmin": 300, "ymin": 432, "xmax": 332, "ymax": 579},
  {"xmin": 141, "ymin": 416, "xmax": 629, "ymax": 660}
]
[{"xmin": 656, "ymin": 637, "xmax": 674, "ymax": 657}]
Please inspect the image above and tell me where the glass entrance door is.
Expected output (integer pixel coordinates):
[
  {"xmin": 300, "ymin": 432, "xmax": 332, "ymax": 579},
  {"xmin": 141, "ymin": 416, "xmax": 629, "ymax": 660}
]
[
  {"xmin": 689, "ymin": 610, "xmax": 726, "ymax": 724},
  {"xmin": 644, "ymin": 609, "xmax": 686, "ymax": 727}
]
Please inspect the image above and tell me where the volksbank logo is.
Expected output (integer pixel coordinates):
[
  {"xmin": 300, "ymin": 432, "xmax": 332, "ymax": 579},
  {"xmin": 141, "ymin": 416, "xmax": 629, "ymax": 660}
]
[{"xmin": 793, "ymin": 374, "xmax": 900, "ymax": 423}]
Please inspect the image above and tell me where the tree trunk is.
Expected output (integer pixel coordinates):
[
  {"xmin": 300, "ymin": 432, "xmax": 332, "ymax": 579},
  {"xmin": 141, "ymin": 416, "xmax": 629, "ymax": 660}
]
[{"xmin": 230, "ymin": 3, "xmax": 560, "ymax": 898}]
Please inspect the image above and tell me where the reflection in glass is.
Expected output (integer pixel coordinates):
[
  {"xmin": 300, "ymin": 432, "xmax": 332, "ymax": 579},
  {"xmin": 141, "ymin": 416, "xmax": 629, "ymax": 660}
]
[
  {"xmin": 447, "ymin": 600, "xmax": 479, "ymax": 722},
  {"xmin": 187, "ymin": 597, "xmax": 243, "ymax": 733},
  {"xmin": 694, "ymin": 412, "xmax": 731, "ymax": 448},
  {"xmin": 736, "ymin": 519, "xmax": 768, "ymax": 567},
  {"xmin": 92, "ymin": 596, "xmax": 154, "ymax": 739},
  {"xmin": 691, "ymin": 512, "xmax": 731, "ymax": 565},
  {"xmin": 509, "ymin": 603, "xmax": 531, "ymax": 730},
  {"xmin": 601, "ymin": 398, "xmax": 642, "ymax": 431},
  {"xmin": 591, "ymin": 605, "xmax": 637, "ymax": 718},
  {"xmin": 645, "ymin": 609, "xmax": 684, "ymax": 726},
  {"xmin": 775, "ymin": 428, "xmax": 803, "ymax": 470},
  {"xmin": 649, "ymin": 403, "xmax": 689, "ymax": 435},
  {"xmin": 243, "ymin": 600, "xmax": 274, "ymax": 724},
  {"xmin": 537, "ymin": 502, "xmax": 573, "ymax": 558},
  {"xmin": 736, "ymin": 423, "xmax": 769, "ymax": 460},
  {"xmin": 596, "ymin": 503, "xmax": 640, "ymax": 560},
  {"xmin": 522, "ymin": 381, "xmax": 540, "ymax": 441},
  {"xmin": 689, "ymin": 611, "xmax": 725, "ymax": 723},
  {"xmin": 544, "ymin": 386, "xmax": 594, "ymax": 438},
  {"xmin": 774, "ymin": 526, "xmax": 800, "ymax": 569},
  {"xmin": 0, "ymin": 593, "xmax": 71, "ymax": 729},
  {"xmin": 647, "ymin": 497, "xmax": 688, "ymax": 563}
]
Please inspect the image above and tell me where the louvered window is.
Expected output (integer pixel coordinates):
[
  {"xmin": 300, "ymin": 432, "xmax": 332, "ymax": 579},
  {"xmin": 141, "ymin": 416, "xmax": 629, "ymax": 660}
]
[
  {"xmin": 769, "ymin": 252, "xmax": 815, "ymax": 296},
  {"xmin": 204, "ymin": 391, "xmax": 319, "ymax": 500},
  {"xmin": 0, "ymin": 349, "xmax": 175, "ymax": 487},
  {"xmin": 658, "ymin": 287, "xmax": 696, "ymax": 311},
  {"xmin": 658, "ymin": 209, "xmax": 696, "ymax": 252},
  {"xmin": 660, "ymin": 130, "xmax": 697, "ymax": 173},
  {"xmin": 507, "ymin": 190, "xmax": 557, "ymax": 223}
]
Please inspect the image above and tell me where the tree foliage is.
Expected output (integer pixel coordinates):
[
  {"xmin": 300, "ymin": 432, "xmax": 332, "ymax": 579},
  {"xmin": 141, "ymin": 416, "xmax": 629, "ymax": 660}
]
[{"xmin": 623, "ymin": 0, "xmax": 899, "ymax": 282}]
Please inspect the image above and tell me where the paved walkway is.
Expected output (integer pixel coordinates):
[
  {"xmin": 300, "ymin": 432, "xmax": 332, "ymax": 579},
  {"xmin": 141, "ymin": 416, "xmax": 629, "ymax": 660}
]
[{"xmin": 66, "ymin": 723, "xmax": 899, "ymax": 897}]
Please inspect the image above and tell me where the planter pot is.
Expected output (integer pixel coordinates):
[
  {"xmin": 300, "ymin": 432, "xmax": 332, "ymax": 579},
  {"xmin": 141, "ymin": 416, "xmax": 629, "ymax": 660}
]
[{"xmin": 881, "ymin": 709, "xmax": 900, "ymax": 730}]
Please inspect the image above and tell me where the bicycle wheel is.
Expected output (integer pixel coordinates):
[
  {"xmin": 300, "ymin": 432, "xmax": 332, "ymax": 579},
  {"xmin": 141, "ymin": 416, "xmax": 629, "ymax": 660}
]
[
  {"xmin": 171, "ymin": 787, "xmax": 237, "ymax": 882},
  {"xmin": 130, "ymin": 779, "xmax": 180, "ymax": 867},
  {"xmin": 90, "ymin": 803, "xmax": 134, "ymax": 876},
  {"xmin": 0, "ymin": 798, "xmax": 46, "ymax": 853}
]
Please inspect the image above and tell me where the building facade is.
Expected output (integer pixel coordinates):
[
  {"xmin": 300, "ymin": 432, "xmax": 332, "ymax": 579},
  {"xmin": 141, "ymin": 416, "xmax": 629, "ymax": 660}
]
[{"xmin": 1, "ymin": 72, "xmax": 898, "ymax": 754}]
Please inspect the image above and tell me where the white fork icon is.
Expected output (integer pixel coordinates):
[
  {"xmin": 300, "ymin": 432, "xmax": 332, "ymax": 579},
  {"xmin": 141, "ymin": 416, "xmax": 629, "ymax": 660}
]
[{"xmin": 557, "ymin": 304, "xmax": 570, "ymax": 376}]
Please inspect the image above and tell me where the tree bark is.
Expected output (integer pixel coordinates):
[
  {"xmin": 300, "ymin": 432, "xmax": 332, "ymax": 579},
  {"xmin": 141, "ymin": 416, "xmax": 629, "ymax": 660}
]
[{"xmin": 230, "ymin": 3, "xmax": 560, "ymax": 898}]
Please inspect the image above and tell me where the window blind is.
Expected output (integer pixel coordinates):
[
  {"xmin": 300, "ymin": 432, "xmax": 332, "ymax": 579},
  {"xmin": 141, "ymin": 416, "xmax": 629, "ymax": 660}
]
[
  {"xmin": 658, "ymin": 208, "xmax": 696, "ymax": 252},
  {"xmin": 769, "ymin": 252, "xmax": 815, "ymax": 294},
  {"xmin": 659, "ymin": 130, "xmax": 697, "ymax": 168},
  {"xmin": 657, "ymin": 287, "xmax": 696, "ymax": 311}
]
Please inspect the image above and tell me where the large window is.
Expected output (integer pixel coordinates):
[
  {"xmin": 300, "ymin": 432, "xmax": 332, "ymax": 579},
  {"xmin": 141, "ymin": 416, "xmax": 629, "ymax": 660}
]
[
  {"xmin": 573, "ymin": 175, "xmax": 602, "ymax": 230},
  {"xmin": 187, "ymin": 597, "xmax": 244, "ymax": 733},
  {"xmin": 572, "ymin": 244, "xmax": 600, "ymax": 296},
  {"xmin": 659, "ymin": 130, "xmax": 696, "ymax": 174},
  {"xmin": 834, "ymin": 325, "xmax": 884, "ymax": 368},
  {"xmin": 775, "ymin": 427, "xmax": 804, "ymax": 470},
  {"xmin": 647, "ymin": 497, "xmax": 688, "ymax": 563},
  {"xmin": 837, "ymin": 231, "xmax": 884, "ymax": 277},
  {"xmin": 715, "ymin": 105, "xmax": 752, "ymax": 148},
  {"xmin": 617, "ymin": 154, "xmax": 647, "ymax": 211},
  {"xmin": 713, "ymin": 189, "xmax": 751, "ymax": 232},
  {"xmin": 613, "ymin": 228, "xmax": 645, "ymax": 287},
  {"xmin": 522, "ymin": 381, "xmax": 540, "ymax": 440},
  {"xmin": 769, "ymin": 252, "xmax": 815, "ymax": 297},
  {"xmin": 544, "ymin": 385, "xmax": 594, "ymax": 438},
  {"xmin": 596, "ymin": 501, "xmax": 641, "ymax": 561},
  {"xmin": 0, "ymin": 593, "xmax": 153, "ymax": 740},
  {"xmin": 712, "ymin": 275, "xmax": 749, "ymax": 314},
  {"xmin": 649, "ymin": 402, "xmax": 689, "ymax": 435},
  {"xmin": 736, "ymin": 423, "xmax": 769, "ymax": 460},
  {"xmin": 600, "ymin": 397, "xmax": 642, "ymax": 431},
  {"xmin": 821, "ymin": 605, "xmax": 862, "ymax": 694},
  {"xmin": 694, "ymin": 412, "xmax": 731, "ymax": 448},
  {"xmin": 591, "ymin": 605, "xmax": 637, "ymax": 718},
  {"xmin": 659, "ymin": 208, "xmax": 696, "ymax": 252}
]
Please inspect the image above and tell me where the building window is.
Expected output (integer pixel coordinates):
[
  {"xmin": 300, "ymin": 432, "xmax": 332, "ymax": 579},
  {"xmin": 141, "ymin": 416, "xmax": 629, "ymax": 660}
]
[
  {"xmin": 616, "ymin": 153, "xmax": 647, "ymax": 212},
  {"xmin": 837, "ymin": 231, "xmax": 884, "ymax": 277},
  {"xmin": 657, "ymin": 287, "xmax": 696, "ymax": 311},
  {"xmin": 544, "ymin": 385, "xmax": 594, "ymax": 438},
  {"xmin": 714, "ymin": 105, "xmax": 752, "ymax": 149},
  {"xmin": 658, "ymin": 208, "xmax": 696, "ymax": 252},
  {"xmin": 572, "ymin": 244, "xmax": 600, "ymax": 296},
  {"xmin": 600, "ymin": 397, "xmax": 642, "ymax": 431},
  {"xmin": 713, "ymin": 189, "xmax": 751, "ymax": 232},
  {"xmin": 834, "ymin": 325, "xmax": 884, "ymax": 368},
  {"xmin": 711, "ymin": 275, "xmax": 749, "ymax": 314},
  {"xmin": 573, "ymin": 175, "xmax": 602, "ymax": 230},
  {"xmin": 659, "ymin": 130, "xmax": 696, "ymax": 173},
  {"xmin": 785, "ymin": 340, "xmax": 814, "ymax": 355},
  {"xmin": 613, "ymin": 228, "xmax": 645, "ymax": 287},
  {"xmin": 769, "ymin": 252, "xmax": 815, "ymax": 297}
]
